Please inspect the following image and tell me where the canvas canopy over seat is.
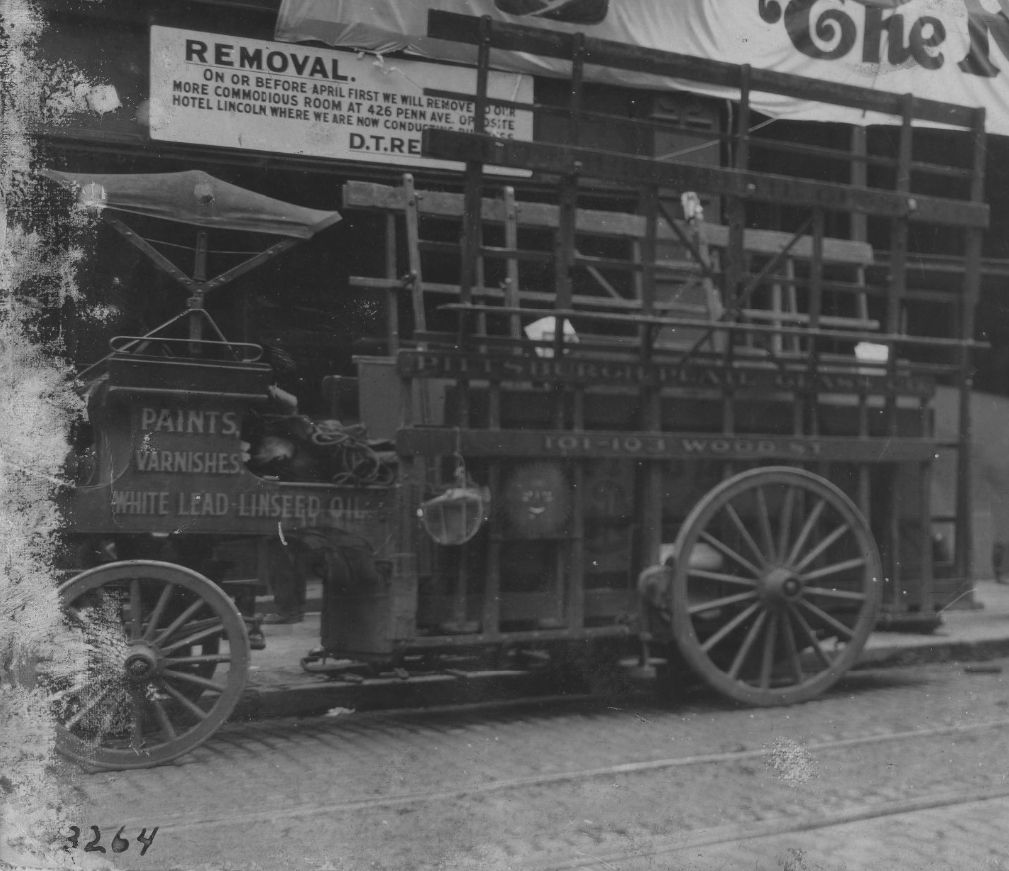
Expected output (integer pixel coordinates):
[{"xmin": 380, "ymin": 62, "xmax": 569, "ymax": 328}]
[
  {"xmin": 42, "ymin": 169, "xmax": 342, "ymax": 371},
  {"xmin": 41, "ymin": 168, "xmax": 342, "ymax": 239}
]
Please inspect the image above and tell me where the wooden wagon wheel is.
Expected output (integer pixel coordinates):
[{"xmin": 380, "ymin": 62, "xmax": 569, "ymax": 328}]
[
  {"xmin": 54, "ymin": 560, "xmax": 249, "ymax": 769},
  {"xmin": 669, "ymin": 467, "xmax": 881, "ymax": 706}
]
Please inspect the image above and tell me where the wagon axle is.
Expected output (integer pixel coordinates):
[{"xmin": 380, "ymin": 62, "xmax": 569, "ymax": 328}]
[
  {"xmin": 762, "ymin": 568, "xmax": 803, "ymax": 603},
  {"xmin": 123, "ymin": 644, "xmax": 162, "ymax": 682}
]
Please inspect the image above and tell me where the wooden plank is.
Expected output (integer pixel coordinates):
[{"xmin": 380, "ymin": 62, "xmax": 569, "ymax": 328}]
[
  {"xmin": 343, "ymin": 181, "xmax": 873, "ymax": 264},
  {"xmin": 739, "ymin": 309, "xmax": 879, "ymax": 330},
  {"xmin": 351, "ymin": 275, "xmax": 709, "ymax": 314},
  {"xmin": 426, "ymin": 11, "xmax": 978, "ymax": 128},
  {"xmin": 421, "ymin": 131, "xmax": 989, "ymax": 229},
  {"xmin": 403, "ymin": 174, "xmax": 428, "ymax": 335},
  {"xmin": 439, "ymin": 303, "xmax": 985, "ymax": 349},
  {"xmin": 397, "ymin": 427, "xmax": 939, "ymax": 463}
]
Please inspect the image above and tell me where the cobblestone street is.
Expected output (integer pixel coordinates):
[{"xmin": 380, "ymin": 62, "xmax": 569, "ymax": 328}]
[{"xmin": 65, "ymin": 657, "xmax": 1009, "ymax": 870}]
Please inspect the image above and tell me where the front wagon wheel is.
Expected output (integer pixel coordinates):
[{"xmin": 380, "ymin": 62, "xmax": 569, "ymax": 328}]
[
  {"xmin": 54, "ymin": 560, "xmax": 249, "ymax": 770},
  {"xmin": 670, "ymin": 467, "xmax": 881, "ymax": 706}
]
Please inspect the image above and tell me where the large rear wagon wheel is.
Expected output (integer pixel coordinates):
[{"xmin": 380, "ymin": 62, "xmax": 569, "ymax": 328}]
[
  {"xmin": 670, "ymin": 467, "xmax": 881, "ymax": 706},
  {"xmin": 54, "ymin": 560, "xmax": 249, "ymax": 769}
]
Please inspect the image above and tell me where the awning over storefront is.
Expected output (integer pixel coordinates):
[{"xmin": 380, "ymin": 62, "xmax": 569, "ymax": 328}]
[
  {"xmin": 275, "ymin": 0, "xmax": 1009, "ymax": 134},
  {"xmin": 41, "ymin": 169, "xmax": 342, "ymax": 238}
]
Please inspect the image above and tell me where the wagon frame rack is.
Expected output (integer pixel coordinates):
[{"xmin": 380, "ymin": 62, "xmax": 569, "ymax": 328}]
[{"xmin": 399, "ymin": 9, "xmax": 987, "ymax": 624}]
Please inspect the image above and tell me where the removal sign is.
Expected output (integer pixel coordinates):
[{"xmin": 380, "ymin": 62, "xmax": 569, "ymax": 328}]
[{"xmin": 149, "ymin": 26, "xmax": 533, "ymax": 169}]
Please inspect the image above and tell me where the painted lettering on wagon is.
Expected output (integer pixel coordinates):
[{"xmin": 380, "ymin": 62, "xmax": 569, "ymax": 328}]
[
  {"xmin": 759, "ymin": 0, "xmax": 1009, "ymax": 77},
  {"xmin": 135, "ymin": 450, "xmax": 244, "ymax": 475},
  {"xmin": 542, "ymin": 434, "xmax": 822, "ymax": 457},
  {"xmin": 139, "ymin": 407, "xmax": 240, "ymax": 436},
  {"xmin": 401, "ymin": 351, "xmax": 933, "ymax": 396},
  {"xmin": 111, "ymin": 490, "xmax": 371, "ymax": 521}
]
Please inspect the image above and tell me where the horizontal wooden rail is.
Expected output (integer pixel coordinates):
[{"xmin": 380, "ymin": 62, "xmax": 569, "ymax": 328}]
[
  {"xmin": 350, "ymin": 276, "xmax": 710, "ymax": 314},
  {"xmin": 342, "ymin": 180, "xmax": 875, "ymax": 263},
  {"xmin": 424, "ymin": 85, "xmax": 974, "ymax": 182},
  {"xmin": 739, "ymin": 309, "xmax": 880, "ymax": 330},
  {"xmin": 421, "ymin": 130, "xmax": 989, "ymax": 228},
  {"xmin": 439, "ymin": 303, "xmax": 988, "ymax": 349}
]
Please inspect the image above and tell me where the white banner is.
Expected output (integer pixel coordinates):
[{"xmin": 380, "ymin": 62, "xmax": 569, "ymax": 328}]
[
  {"xmin": 275, "ymin": 0, "xmax": 1009, "ymax": 134},
  {"xmin": 149, "ymin": 26, "xmax": 533, "ymax": 169}
]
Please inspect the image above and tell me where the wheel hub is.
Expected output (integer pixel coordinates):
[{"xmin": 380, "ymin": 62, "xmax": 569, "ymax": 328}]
[
  {"xmin": 123, "ymin": 643, "xmax": 161, "ymax": 681},
  {"xmin": 761, "ymin": 566, "xmax": 803, "ymax": 603}
]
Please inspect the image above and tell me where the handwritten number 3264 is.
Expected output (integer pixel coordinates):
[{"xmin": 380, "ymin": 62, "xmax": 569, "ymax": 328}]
[{"xmin": 66, "ymin": 825, "xmax": 158, "ymax": 856}]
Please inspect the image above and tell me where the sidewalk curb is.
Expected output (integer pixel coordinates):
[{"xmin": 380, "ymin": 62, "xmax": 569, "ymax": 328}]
[
  {"xmin": 233, "ymin": 633, "xmax": 1009, "ymax": 722},
  {"xmin": 855, "ymin": 636, "xmax": 1009, "ymax": 670}
]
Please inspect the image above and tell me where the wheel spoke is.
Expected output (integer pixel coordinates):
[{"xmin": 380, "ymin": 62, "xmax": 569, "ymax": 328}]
[
  {"xmin": 93, "ymin": 705, "xmax": 118, "ymax": 744},
  {"xmin": 725, "ymin": 503, "xmax": 768, "ymax": 567},
  {"xmin": 148, "ymin": 697, "xmax": 177, "ymax": 739},
  {"xmin": 129, "ymin": 579, "xmax": 142, "ymax": 640},
  {"xmin": 759, "ymin": 610, "xmax": 778, "ymax": 689},
  {"xmin": 142, "ymin": 583, "xmax": 175, "ymax": 641},
  {"xmin": 754, "ymin": 487, "xmax": 776, "ymax": 563},
  {"xmin": 776, "ymin": 486, "xmax": 795, "ymax": 562},
  {"xmin": 687, "ymin": 589, "xmax": 758, "ymax": 616},
  {"xmin": 63, "ymin": 685, "xmax": 112, "ymax": 731},
  {"xmin": 160, "ymin": 621, "xmax": 225, "ymax": 656},
  {"xmin": 700, "ymin": 602, "xmax": 761, "ymax": 653},
  {"xmin": 788, "ymin": 603, "xmax": 832, "ymax": 669},
  {"xmin": 686, "ymin": 568, "xmax": 758, "ymax": 588},
  {"xmin": 162, "ymin": 669, "xmax": 226, "ymax": 694},
  {"xmin": 727, "ymin": 610, "xmax": 767, "ymax": 680},
  {"xmin": 154, "ymin": 598, "xmax": 206, "ymax": 645},
  {"xmin": 782, "ymin": 496, "xmax": 823, "ymax": 565},
  {"xmin": 785, "ymin": 499, "xmax": 826, "ymax": 566},
  {"xmin": 129, "ymin": 695, "xmax": 145, "ymax": 750},
  {"xmin": 799, "ymin": 557, "xmax": 868, "ymax": 585},
  {"xmin": 699, "ymin": 530, "xmax": 763, "ymax": 577},
  {"xmin": 163, "ymin": 654, "xmax": 231, "ymax": 665},
  {"xmin": 798, "ymin": 597, "xmax": 855, "ymax": 640},
  {"xmin": 792, "ymin": 523, "xmax": 849, "ymax": 573},
  {"xmin": 780, "ymin": 610, "xmax": 804, "ymax": 682},
  {"xmin": 802, "ymin": 584, "xmax": 866, "ymax": 603},
  {"xmin": 162, "ymin": 616, "xmax": 223, "ymax": 636},
  {"xmin": 157, "ymin": 680, "xmax": 209, "ymax": 721}
]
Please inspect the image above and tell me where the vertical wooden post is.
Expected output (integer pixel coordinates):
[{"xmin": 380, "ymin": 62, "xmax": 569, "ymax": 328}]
[
  {"xmin": 503, "ymin": 186, "xmax": 522, "ymax": 344},
  {"xmin": 459, "ymin": 16, "xmax": 492, "ymax": 330},
  {"xmin": 881, "ymin": 95, "xmax": 914, "ymax": 606},
  {"xmin": 566, "ymin": 388, "xmax": 586, "ymax": 631},
  {"xmin": 552, "ymin": 34, "xmax": 585, "ymax": 360},
  {"xmin": 724, "ymin": 65, "xmax": 751, "ymax": 311},
  {"xmin": 887, "ymin": 95, "xmax": 914, "ymax": 437},
  {"xmin": 483, "ymin": 374, "xmax": 502, "ymax": 638},
  {"xmin": 805, "ymin": 207, "xmax": 825, "ymax": 439},
  {"xmin": 638, "ymin": 184, "xmax": 663, "ymax": 569},
  {"xmin": 850, "ymin": 126, "xmax": 872, "ymax": 531},
  {"xmin": 384, "ymin": 212, "xmax": 399, "ymax": 354},
  {"xmin": 188, "ymin": 230, "xmax": 209, "ymax": 349},
  {"xmin": 403, "ymin": 174, "xmax": 427, "ymax": 337},
  {"xmin": 955, "ymin": 108, "xmax": 986, "ymax": 590}
]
